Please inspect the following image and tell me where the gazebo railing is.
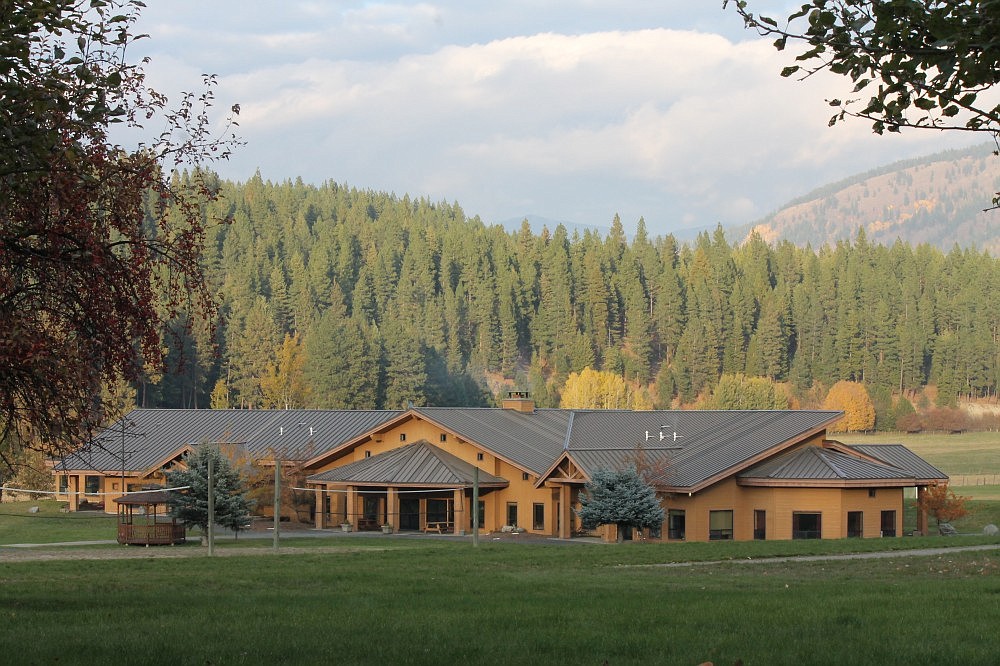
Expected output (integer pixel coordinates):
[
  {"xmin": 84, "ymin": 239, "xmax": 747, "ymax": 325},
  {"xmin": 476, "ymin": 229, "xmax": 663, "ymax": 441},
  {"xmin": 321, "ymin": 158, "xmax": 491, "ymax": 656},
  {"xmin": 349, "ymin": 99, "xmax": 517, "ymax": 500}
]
[{"xmin": 118, "ymin": 522, "xmax": 186, "ymax": 545}]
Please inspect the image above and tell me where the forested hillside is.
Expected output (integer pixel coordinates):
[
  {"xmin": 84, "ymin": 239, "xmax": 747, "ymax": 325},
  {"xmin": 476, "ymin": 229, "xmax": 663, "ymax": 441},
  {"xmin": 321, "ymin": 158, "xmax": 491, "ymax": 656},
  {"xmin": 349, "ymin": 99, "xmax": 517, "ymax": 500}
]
[
  {"xmin": 748, "ymin": 144, "xmax": 1000, "ymax": 253},
  {"xmin": 139, "ymin": 172, "xmax": 1000, "ymax": 416}
]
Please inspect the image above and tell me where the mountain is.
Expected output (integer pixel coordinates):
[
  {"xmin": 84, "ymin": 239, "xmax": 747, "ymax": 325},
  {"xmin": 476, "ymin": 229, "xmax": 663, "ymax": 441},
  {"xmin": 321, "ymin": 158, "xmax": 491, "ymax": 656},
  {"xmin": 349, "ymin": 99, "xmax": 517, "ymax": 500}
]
[
  {"xmin": 498, "ymin": 214, "xmax": 609, "ymax": 238},
  {"xmin": 742, "ymin": 144, "xmax": 1000, "ymax": 253}
]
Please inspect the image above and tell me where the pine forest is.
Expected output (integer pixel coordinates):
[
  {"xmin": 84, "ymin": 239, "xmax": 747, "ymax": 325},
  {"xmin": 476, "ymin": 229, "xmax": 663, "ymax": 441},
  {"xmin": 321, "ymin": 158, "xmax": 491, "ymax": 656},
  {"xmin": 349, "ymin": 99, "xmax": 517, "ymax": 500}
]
[{"xmin": 138, "ymin": 172, "xmax": 1000, "ymax": 429}]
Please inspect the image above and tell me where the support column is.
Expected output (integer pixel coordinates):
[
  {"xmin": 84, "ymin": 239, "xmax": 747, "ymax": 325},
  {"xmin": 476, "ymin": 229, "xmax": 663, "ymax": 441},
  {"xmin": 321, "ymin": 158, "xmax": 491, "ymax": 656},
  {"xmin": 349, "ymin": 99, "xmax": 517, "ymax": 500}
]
[
  {"xmin": 559, "ymin": 484, "xmax": 572, "ymax": 539},
  {"xmin": 314, "ymin": 486, "xmax": 325, "ymax": 530},
  {"xmin": 347, "ymin": 486, "xmax": 358, "ymax": 530},
  {"xmin": 453, "ymin": 488, "xmax": 464, "ymax": 534},
  {"xmin": 916, "ymin": 485, "xmax": 929, "ymax": 536},
  {"xmin": 69, "ymin": 475, "xmax": 80, "ymax": 511},
  {"xmin": 386, "ymin": 487, "xmax": 397, "ymax": 529}
]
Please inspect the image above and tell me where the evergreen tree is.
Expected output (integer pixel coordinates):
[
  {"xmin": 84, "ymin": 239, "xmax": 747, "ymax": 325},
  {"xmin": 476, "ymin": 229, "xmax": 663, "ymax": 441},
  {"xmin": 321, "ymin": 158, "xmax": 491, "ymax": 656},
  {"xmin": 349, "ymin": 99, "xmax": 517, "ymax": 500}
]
[
  {"xmin": 578, "ymin": 467, "xmax": 665, "ymax": 542},
  {"xmin": 166, "ymin": 445, "xmax": 253, "ymax": 535}
]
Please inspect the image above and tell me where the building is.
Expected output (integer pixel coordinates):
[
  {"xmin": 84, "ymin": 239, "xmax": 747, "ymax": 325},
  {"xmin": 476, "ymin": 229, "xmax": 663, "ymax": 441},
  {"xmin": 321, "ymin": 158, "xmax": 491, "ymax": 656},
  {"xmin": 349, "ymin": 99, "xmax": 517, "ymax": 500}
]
[{"xmin": 49, "ymin": 396, "xmax": 946, "ymax": 541}]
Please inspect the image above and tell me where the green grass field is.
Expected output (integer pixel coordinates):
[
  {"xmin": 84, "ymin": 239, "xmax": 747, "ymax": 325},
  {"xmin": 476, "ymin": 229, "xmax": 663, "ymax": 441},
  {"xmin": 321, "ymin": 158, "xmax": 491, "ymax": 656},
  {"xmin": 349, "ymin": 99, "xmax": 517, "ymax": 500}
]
[{"xmin": 2, "ymin": 538, "xmax": 999, "ymax": 665}]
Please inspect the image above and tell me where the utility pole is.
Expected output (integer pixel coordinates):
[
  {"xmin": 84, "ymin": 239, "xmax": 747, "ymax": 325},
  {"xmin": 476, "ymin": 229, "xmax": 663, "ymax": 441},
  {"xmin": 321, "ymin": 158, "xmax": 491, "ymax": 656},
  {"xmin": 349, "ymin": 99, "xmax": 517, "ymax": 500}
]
[
  {"xmin": 273, "ymin": 457, "xmax": 281, "ymax": 551},
  {"xmin": 472, "ymin": 466, "xmax": 479, "ymax": 548},
  {"xmin": 207, "ymin": 455, "xmax": 215, "ymax": 557}
]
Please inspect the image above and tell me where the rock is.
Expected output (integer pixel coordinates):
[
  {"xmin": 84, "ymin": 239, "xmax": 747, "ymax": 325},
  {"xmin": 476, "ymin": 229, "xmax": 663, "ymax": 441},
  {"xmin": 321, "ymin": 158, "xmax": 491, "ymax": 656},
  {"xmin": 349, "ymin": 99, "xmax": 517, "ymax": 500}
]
[
  {"xmin": 983, "ymin": 524, "xmax": 999, "ymax": 536},
  {"xmin": 938, "ymin": 522, "xmax": 958, "ymax": 536},
  {"xmin": 28, "ymin": 506, "xmax": 39, "ymax": 514}
]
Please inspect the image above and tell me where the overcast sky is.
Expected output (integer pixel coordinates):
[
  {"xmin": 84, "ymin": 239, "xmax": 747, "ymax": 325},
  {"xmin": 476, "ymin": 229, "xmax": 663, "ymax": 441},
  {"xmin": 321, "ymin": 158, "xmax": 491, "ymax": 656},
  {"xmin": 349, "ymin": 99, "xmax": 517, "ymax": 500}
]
[{"xmin": 130, "ymin": 1, "xmax": 979, "ymax": 236}]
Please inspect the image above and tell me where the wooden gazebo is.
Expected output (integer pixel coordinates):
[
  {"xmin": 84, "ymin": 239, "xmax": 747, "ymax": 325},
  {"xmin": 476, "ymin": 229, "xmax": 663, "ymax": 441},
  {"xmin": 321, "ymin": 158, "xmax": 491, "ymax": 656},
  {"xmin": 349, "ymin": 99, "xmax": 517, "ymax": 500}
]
[{"xmin": 114, "ymin": 489, "xmax": 186, "ymax": 546}]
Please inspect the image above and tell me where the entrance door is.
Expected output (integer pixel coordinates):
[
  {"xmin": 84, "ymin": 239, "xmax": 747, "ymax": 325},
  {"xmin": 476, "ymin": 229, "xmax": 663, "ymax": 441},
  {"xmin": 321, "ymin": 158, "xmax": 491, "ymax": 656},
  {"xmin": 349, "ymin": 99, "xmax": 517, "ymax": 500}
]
[
  {"xmin": 880, "ymin": 510, "xmax": 896, "ymax": 537},
  {"xmin": 753, "ymin": 510, "xmax": 766, "ymax": 540},
  {"xmin": 399, "ymin": 498, "xmax": 420, "ymax": 531}
]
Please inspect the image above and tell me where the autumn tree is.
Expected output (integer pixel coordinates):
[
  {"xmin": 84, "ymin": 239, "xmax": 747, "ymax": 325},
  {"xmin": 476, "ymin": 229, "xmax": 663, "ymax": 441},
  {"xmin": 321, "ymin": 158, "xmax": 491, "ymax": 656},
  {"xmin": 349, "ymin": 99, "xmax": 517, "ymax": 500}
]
[
  {"xmin": 578, "ymin": 467, "xmax": 664, "ymax": 542},
  {"xmin": 260, "ymin": 333, "xmax": 311, "ymax": 409},
  {"xmin": 823, "ymin": 381, "xmax": 876, "ymax": 431},
  {"xmin": 727, "ymin": 0, "xmax": 1000, "ymax": 206},
  {"xmin": 917, "ymin": 482, "xmax": 969, "ymax": 528},
  {"xmin": 704, "ymin": 373, "xmax": 789, "ymax": 410},
  {"xmin": 244, "ymin": 447, "xmax": 316, "ymax": 523},
  {"xmin": 559, "ymin": 367, "xmax": 651, "ymax": 410},
  {"xmin": 0, "ymin": 1, "xmax": 240, "ymax": 463}
]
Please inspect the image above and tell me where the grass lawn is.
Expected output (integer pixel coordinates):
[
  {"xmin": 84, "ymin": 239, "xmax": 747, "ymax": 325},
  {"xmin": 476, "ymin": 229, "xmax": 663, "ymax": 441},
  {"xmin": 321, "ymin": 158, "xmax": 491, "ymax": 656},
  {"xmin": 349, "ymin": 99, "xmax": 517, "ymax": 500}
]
[
  {"xmin": 2, "ymin": 539, "xmax": 999, "ymax": 665},
  {"xmin": 0, "ymin": 500, "xmax": 117, "ymax": 544}
]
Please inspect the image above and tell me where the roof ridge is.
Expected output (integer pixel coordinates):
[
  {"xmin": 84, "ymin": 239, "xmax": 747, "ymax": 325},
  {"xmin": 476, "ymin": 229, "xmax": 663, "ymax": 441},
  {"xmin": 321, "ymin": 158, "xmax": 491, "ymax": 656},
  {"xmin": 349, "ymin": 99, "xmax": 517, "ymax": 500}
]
[{"xmin": 813, "ymin": 447, "xmax": 849, "ymax": 478}]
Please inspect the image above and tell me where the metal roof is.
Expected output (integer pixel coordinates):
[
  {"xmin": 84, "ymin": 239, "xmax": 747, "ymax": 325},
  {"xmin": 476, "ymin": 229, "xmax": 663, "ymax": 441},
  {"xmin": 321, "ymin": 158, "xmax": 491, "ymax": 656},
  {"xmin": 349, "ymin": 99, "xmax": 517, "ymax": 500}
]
[
  {"xmin": 846, "ymin": 444, "xmax": 948, "ymax": 481},
  {"xmin": 564, "ymin": 410, "xmax": 843, "ymax": 488},
  {"xmin": 412, "ymin": 407, "xmax": 572, "ymax": 474},
  {"xmin": 738, "ymin": 445, "xmax": 913, "ymax": 481},
  {"xmin": 113, "ymin": 489, "xmax": 179, "ymax": 505},
  {"xmin": 307, "ymin": 440, "xmax": 508, "ymax": 487},
  {"xmin": 52, "ymin": 409, "xmax": 399, "ymax": 474}
]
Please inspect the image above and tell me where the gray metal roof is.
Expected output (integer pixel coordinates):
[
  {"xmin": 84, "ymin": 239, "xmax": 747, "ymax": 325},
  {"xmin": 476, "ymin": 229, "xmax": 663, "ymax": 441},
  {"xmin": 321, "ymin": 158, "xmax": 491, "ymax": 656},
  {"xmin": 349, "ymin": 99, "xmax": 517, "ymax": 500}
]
[
  {"xmin": 307, "ymin": 440, "xmax": 508, "ymax": 487},
  {"xmin": 738, "ymin": 445, "xmax": 913, "ymax": 481},
  {"xmin": 412, "ymin": 407, "xmax": 572, "ymax": 474},
  {"xmin": 564, "ymin": 410, "xmax": 843, "ymax": 488},
  {"xmin": 52, "ymin": 409, "xmax": 399, "ymax": 474},
  {"xmin": 846, "ymin": 444, "xmax": 948, "ymax": 481}
]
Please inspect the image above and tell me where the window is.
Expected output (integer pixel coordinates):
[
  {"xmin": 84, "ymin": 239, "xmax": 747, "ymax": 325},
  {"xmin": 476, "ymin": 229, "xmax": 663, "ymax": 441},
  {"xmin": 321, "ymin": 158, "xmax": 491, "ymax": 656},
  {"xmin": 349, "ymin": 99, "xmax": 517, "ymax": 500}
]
[
  {"xmin": 476, "ymin": 452, "xmax": 484, "ymax": 461},
  {"xmin": 364, "ymin": 450, "xmax": 371, "ymax": 458},
  {"xmin": 58, "ymin": 475, "xmax": 68, "ymax": 493},
  {"xmin": 399, "ymin": 433, "xmax": 406, "ymax": 442},
  {"xmin": 506, "ymin": 502, "xmax": 518, "ymax": 527},
  {"xmin": 668, "ymin": 509, "xmax": 686, "ymax": 540},
  {"xmin": 880, "ymin": 510, "xmax": 897, "ymax": 537},
  {"xmin": 709, "ymin": 510, "xmax": 734, "ymax": 540},
  {"xmin": 440, "ymin": 433, "xmax": 447, "ymax": 442},
  {"xmin": 522, "ymin": 472, "xmax": 530, "ymax": 481},
  {"xmin": 754, "ymin": 509, "xmax": 766, "ymax": 540},
  {"xmin": 84, "ymin": 475, "xmax": 100, "ymax": 495},
  {"xmin": 868, "ymin": 488, "xmax": 877, "ymax": 498},
  {"xmin": 533, "ymin": 503, "xmax": 545, "ymax": 530},
  {"xmin": 793, "ymin": 512, "xmax": 822, "ymax": 539},
  {"xmin": 847, "ymin": 511, "xmax": 864, "ymax": 538}
]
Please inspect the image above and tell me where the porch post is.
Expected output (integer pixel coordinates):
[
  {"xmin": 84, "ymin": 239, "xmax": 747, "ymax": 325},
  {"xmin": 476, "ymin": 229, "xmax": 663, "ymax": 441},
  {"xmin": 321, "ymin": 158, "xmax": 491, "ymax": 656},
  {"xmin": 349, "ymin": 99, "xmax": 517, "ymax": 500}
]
[
  {"xmin": 314, "ymin": 486, "xmax": 325, "ymax": 530},
  {"xmin": 453, "ymin": 487, "xmax": 464, "ymax": 534},
  {"xmin": 347, "ymin": 485, "xmax": 358, "ymax": 530},
  {"xmin": 386, "ymin": 487, "xmax": 397, "ymax": 529},
  {"xmin": 69, "ymin": 475, "xmax": 80, "ymax": 511},
  {"xmin": 559, "ymin": 484, "xmax": 572, "ymax": 539},
  {"xmin": 916, "ymin": 485, "xmax": 929, "ymax": 536}
]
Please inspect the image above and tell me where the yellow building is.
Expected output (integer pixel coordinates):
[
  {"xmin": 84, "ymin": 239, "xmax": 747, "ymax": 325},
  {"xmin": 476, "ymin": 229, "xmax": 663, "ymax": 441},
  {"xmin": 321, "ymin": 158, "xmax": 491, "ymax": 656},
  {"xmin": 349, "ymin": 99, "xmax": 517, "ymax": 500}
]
[{"xmin": 50, "ymin": 396, "xmax": 946, "ymax": 542}]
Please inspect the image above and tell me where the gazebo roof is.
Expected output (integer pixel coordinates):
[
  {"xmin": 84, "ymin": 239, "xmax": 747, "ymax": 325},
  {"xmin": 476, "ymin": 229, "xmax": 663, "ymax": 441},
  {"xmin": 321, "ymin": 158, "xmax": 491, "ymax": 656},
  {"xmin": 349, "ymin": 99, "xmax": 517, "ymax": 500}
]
[{"xmin": 114, "ymin": 489, "xmax": 177, "ymax": 506}]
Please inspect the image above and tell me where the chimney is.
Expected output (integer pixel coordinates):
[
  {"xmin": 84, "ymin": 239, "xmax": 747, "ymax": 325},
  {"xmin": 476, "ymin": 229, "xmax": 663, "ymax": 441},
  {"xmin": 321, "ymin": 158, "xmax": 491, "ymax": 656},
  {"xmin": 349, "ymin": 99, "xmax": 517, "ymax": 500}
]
[{"xmin": 502, "ymin": 390, "xmax": 535, "ymax": 413}]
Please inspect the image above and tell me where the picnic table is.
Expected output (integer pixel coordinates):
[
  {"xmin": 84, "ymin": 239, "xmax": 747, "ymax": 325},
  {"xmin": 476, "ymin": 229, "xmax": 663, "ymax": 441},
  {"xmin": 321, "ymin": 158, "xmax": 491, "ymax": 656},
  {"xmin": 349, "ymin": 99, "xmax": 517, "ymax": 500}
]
[{"xmin": 423, "ymin": 521, "xmax": 451, "ymax": 534}]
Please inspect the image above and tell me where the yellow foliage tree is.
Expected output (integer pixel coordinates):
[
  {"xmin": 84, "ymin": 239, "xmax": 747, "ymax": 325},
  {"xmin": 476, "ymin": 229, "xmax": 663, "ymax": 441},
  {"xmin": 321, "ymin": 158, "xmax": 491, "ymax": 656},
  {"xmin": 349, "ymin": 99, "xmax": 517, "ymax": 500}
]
[
  {"xmin": 260, "ymin": 333, "xmax": 311, "ymax": 409},
  {"xmin": 822, "ymin": 381, "xmax": 876, "ymax": 432},
  {"xmin": 559, "ymin": 367, "xmax": 651, "ymax": 410}
]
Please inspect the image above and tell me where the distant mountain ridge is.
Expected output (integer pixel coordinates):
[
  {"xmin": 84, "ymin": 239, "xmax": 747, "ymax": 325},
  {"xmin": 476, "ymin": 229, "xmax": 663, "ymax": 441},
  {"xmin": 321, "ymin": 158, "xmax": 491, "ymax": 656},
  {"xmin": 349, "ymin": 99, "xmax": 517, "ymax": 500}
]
[{"xmin": 741, "ymin": 144, "xmax": 1000, "ymax": 253}]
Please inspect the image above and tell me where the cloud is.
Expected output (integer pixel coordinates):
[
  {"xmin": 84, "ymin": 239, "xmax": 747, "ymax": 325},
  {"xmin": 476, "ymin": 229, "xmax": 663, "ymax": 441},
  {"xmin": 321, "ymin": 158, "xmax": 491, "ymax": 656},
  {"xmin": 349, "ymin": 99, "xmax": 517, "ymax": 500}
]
[{"xmin": 130, "ymin": 8, "xmax": 979, "ymax": 234}]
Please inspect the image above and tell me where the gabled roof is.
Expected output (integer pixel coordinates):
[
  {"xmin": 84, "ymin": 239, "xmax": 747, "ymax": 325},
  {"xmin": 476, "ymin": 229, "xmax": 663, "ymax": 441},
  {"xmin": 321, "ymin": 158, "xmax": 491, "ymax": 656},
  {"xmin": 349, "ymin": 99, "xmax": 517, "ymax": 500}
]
[
  {"xmin": 307, "ymin": 440, "xmax": 508, "ymax": 487},
  {"xmin": 737, "ymin": 445, "xmax": 914, "ymax": 485},
  {"xmin": 842, "ymin": 443, "xmax": 948, "ymax": 482},
  {"xmin": 555, "ymin": 410, "xmax": 843, "ymax": 491},
  {"xmin": 51, "ymin": 408, "xmax": 399, "ymax": 474},
  {"xmin": 412, "ymin": 407, "xmax": 572, "ymax": 474}
]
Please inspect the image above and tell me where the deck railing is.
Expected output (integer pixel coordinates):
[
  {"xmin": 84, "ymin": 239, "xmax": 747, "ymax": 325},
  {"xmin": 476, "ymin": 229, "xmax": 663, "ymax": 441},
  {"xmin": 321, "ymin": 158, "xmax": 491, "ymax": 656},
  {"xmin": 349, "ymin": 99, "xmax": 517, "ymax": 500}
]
[{"xmin": 118, "ymin": 523, "xmax": 186, "ymax": 545}]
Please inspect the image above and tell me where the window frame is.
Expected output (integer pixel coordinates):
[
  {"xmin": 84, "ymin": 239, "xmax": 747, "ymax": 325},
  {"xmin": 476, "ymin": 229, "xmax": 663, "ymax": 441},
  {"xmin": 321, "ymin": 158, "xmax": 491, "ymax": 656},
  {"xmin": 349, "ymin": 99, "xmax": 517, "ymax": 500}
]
[{"xmin": 708, "ymin": 509, "xmax": 734, "ymax": 541}]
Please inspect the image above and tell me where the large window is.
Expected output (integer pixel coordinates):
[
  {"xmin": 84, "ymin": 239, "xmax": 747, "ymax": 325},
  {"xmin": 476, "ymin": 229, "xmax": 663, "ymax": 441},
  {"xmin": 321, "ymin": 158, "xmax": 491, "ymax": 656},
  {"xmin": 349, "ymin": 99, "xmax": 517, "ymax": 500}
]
[
  {"xmin": 793, "ymin": 512, "xmax": 822, "ymax": 539},
  {"xmin": 84, "ymin": 475, "xmax": 100, "ymax": 495},
  {"xmin": 532, "ymin": 503, "xmax": 545, "ymax": 530},
  {"xmin": 881, "ymin": 510, "xmax": 897, "ymax": 537},
  {"xmin": 58, "ymin": 475, "xmax": 68, "ymax": 493},
  {"xmin": 709, "ymin": 510, "xmax": 734, "ymax": 540},
  {"xmin": 668, "ymin": 509, "xmax": 685, "ymax": 540},
  {"xmin": 506, "ymin": 502, "xmax": 518, "ymax": 527},
  {"xmin": 847, "ymin": 511, "xmax": 864, "ymax": 538}
]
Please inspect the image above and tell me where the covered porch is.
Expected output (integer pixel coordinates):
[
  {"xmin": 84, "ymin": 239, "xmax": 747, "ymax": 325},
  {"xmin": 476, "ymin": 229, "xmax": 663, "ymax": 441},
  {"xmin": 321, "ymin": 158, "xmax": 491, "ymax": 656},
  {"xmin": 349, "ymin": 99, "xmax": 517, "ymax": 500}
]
[{"xmin": 307, "ymin": 440, "xmax": 508, "ymax": 533}]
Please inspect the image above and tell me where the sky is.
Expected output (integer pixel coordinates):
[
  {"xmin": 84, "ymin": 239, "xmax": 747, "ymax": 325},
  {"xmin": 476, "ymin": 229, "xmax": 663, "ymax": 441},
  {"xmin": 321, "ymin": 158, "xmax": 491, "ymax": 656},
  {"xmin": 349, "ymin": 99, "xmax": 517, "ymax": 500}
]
[{"xmin": 129, "ymin": 1, "xmax": 981, "ymax": 237}]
